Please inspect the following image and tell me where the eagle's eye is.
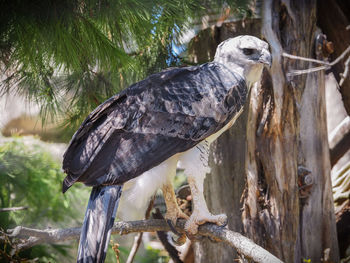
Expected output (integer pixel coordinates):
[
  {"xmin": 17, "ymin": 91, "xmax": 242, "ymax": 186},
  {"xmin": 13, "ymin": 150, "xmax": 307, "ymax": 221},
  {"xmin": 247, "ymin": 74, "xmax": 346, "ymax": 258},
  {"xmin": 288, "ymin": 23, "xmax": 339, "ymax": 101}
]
[{"xmin": 242, "ymin": 48, "xmax": 255, "ymax": 55}]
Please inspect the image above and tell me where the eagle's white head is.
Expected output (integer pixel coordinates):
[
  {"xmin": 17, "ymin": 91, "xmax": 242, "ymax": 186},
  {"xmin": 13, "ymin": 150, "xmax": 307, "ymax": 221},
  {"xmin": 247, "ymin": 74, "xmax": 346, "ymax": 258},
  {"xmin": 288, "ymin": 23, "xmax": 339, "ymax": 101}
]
[{"xmin": 214, "ymin": 35, "xmax": 271, "ymax": 87}]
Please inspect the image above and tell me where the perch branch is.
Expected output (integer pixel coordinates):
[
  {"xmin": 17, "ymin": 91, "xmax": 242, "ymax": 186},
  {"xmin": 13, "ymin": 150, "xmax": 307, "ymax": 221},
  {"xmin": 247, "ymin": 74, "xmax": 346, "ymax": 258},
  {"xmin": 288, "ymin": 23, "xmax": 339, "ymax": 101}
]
[{"xmin": 3, "ymin": 219, "xmax": 283, "ymax": 263}]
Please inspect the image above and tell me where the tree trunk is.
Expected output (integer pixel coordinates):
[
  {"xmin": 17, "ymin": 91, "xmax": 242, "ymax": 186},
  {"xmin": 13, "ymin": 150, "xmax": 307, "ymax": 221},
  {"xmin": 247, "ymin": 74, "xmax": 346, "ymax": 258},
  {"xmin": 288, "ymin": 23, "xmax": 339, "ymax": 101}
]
[
  {"xmin": 188, "ymin": 1, "xmax": 339, "ymax": 263},
  {"xmin": 242, "ymin": 1, "xmax": 339, "ymax": 262}
]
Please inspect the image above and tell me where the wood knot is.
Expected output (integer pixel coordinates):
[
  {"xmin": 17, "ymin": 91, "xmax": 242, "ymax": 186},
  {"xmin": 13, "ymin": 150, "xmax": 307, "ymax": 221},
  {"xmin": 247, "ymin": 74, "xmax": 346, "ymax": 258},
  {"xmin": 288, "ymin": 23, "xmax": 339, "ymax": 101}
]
[{"xmin": 298, "ymin": 166, "xmax": 313, "ymax": 199}]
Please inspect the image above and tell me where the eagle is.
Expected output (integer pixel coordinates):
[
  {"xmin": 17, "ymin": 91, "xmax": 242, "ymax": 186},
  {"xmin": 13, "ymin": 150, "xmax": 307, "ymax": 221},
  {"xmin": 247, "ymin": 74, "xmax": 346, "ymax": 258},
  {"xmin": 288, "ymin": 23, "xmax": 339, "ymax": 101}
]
[{"xmin": 62, "ymin": 35, "xmax": 271, "ymax": 263}]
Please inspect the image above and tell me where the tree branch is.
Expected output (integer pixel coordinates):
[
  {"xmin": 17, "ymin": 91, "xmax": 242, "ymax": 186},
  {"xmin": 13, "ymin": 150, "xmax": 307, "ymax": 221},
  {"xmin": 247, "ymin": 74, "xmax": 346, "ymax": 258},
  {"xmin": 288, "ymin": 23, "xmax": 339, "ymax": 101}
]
[
  {"xmin": 329, "ymin": 116, "xmax": 350, "ymax": 167},
  {"xmin": 282, "ymin": 52, "xmax": 330, "ymax": 65},
  {"xmin": 3, "ymin": 219, "xmax": 283, "ymax": 263},
  {"xmin": 125, "ymin": 196, "xmax": 154, "ymax": 263},
  {"xmin": 283, "ymin": 44, "xmax": 350, "ymax": 77},
  {"xmin": 339, "ymin": 55, "xmax": 350, "ymax": 87},
  {"xmin": 0, "ymin": 206, "xmax": 28, "ymax": 212}
]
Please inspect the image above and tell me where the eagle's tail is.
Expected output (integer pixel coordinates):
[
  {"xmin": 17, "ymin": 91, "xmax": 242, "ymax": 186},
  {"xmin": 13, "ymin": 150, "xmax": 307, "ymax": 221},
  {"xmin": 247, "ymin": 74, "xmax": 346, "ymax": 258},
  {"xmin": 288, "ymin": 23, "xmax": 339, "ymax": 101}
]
[{"xmin": 77, "ymin": 185, "xmax": 122, "ymax": 263}]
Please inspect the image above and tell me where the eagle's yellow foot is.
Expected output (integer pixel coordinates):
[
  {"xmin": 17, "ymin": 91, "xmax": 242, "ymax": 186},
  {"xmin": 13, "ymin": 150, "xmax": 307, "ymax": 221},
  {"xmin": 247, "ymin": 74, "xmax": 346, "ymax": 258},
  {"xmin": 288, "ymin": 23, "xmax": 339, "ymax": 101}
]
[
  {"xmin": 185, "ymin": 211, "xmax": 227, "ymax": 235},
  {"xmin": 162, "ymin": 183, "xmax": 189, "ymax": 235}
]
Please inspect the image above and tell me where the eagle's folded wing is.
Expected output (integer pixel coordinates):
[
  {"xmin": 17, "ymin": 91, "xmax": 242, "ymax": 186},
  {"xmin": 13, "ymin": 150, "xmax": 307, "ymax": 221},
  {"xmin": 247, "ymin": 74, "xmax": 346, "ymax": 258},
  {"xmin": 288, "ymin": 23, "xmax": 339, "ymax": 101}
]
[{"xmin": 62, "ymin": 62, "xmax": 247, "ymax": 192}]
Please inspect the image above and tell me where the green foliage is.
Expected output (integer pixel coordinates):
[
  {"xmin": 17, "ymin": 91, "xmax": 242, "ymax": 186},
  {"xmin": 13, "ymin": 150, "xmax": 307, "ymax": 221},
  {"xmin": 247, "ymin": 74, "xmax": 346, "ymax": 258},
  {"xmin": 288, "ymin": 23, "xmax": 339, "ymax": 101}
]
[
  {"xmin": 102, "ymin": 243, "xmax": 169, "ymax": 263},
  {"xmin": 0, "ymin": 138, "xmax": 89, "ymax": 262},
  {"xmin": 0, "ymin": 139, "xmax": 81, "ymax": 228},
  {"xmin": 0, "ymin": 0, "xmax": 250, "ymax": 137},
  {"xmin": 138, "ymin": 245, "xmax": 170, "ymax": 263}
]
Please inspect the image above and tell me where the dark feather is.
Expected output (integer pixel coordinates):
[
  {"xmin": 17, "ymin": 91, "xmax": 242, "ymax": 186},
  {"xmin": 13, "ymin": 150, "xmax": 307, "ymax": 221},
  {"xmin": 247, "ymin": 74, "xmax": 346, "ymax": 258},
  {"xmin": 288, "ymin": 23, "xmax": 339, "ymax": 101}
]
[
  {"xmin": 62, "ymin": 62, "xmax": 247, "ymax": 192},
  {"xmin": 77, "ymin": 185, "xmax": 122, "ymax": 263}
]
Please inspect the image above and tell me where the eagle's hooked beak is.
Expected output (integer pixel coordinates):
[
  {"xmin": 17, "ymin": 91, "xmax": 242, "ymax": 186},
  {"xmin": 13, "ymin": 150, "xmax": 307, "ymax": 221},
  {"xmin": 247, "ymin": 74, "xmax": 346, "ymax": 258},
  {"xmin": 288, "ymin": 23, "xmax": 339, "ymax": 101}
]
[{"xmin": 259, "ymin": 49, "xmax": 272, "ymax": 68}]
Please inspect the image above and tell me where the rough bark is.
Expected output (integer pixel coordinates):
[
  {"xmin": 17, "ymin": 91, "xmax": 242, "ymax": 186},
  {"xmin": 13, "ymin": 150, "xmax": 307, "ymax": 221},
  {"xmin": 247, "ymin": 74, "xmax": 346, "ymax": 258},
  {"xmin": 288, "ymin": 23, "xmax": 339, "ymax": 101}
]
[
  {"xmin": 242, "ymin": 1, "xmax": 339, "ymax": 262},
  {"xmin": 187, "ymin": 2, "xmax": 340, "ymax": 262},
  {"xmin": 299, "ymin": 44, "xmax": 338, "ymax": 262}
]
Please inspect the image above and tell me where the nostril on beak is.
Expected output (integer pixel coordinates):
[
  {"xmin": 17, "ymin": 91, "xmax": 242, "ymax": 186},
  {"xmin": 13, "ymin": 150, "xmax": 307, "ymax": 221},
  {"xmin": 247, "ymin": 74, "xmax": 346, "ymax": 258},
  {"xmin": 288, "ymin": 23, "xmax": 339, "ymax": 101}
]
[{"xmin": 259, "ymin": 51, "xmax": 272, "ymax": 68}]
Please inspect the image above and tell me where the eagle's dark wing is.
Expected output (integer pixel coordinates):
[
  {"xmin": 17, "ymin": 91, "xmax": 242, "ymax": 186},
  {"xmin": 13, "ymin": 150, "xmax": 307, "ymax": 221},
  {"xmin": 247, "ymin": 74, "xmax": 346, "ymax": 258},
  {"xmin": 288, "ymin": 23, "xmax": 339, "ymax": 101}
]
[{"xmin": 62, "ymin": 62, "xmax": 247, "ymax": 192}]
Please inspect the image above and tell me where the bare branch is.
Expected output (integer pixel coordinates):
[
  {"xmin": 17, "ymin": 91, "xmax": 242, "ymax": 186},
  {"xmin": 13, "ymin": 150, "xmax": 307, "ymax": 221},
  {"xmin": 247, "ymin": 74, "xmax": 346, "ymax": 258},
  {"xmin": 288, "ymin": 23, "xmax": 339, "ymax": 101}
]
[
  {"xmin": 5, "ymin": 226, "xmax": 81, "ymax": 250},
  {"xmin": 4, "ymin": 220, "xmax": 283, "ymax": 263},
  {"xmin": 126, "ymin": 196, "xmax": 154, "ymax": 263},
  {"xmin": 125, "ymin": 231, "xmax": 144, "ymax": 263},
  {"xmin": 330, "ymin": 45, "xmax": 350, "ymax": 66},
  {"xmin": 0, "ymin": 206, "xmax": 28, "ymax": 212},
  {"xmin": 286, "ymin": 65, "xmax": 330, "ymax": 77},
  {"xmin": 283, "ymin": 45, "xmax": 350, "ymax": 77},
  {"xmin": 282, "ymin": 52, "xmax": 330, "ymax": 65},
  {"xmin": 339, "ymin": 55, "xmax": 350, "ymax": 87},
  {"xmin": 329, "ymin": 116, "xmax": 350, "ymax": 167}
]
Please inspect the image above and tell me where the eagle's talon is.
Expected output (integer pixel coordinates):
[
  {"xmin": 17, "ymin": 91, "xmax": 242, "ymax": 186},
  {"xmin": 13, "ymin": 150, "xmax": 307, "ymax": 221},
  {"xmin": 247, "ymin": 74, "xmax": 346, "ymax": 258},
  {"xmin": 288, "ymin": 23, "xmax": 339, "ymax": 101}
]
[
  {"xmin": 165, "ymin": 209, "xmax": 189, "ymax": 236},
  {"xmin": 220, "ymin": 218, "xmax": 228, "ymax": 228},
  {"xmin": 215, "ymin": 214, "xmax": 228, "ymax": 227},
  {"xmin": 166, "ymin": 219, "xmax": 181, "ymax": 236},
  {"xmin": 184, "ymin": 212, "xmax": 228, "ymax": 235},
  {"xmin": 171, "ymin": 233, "xmax": 187, "ymax": 245},
  {"xmin": 165, "ymin": 211, "xmax": 189, "ymax": 225},
  {"xmin": 183, "ymin": 229, "xmax": 202, "ymax": 241},
  {"xmin": 208, "ymin": 235, "xmax": 222, "ymax": 243},
  {"xmin": 184, "ymin": 219, "xmax": 199, "ymax": 235}
]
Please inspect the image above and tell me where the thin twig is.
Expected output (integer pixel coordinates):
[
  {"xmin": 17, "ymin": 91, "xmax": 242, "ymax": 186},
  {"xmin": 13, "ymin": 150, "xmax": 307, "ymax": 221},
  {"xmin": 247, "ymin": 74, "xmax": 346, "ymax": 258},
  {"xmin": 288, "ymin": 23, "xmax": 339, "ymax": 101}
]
[
  {"xmin": 0, "ymin": 206, "xmax": 28, "ymax": 212},
  {"xmin": 329, "ymin": 116, "xmax": 350, "ymax": 167},
  {"xmin": 125, "ymin": 227, "xmax": 144, "ymax": 263},
  {"xmin": 286, "ymin": 65, "xmax": 330, "ymax": 77},
  {"xmin": 282, "ymin": 52, "xmax": 330, "ymax": 66},
  {"xmin": 283, "ymin": 45, "xmax": 350, "ymax": 77},
  {"xmin": 340, "ymin": 55, "xmax": 350, "ymax": 86},
  {"xmin": 4, "ymin": 220, "xmax": 283, "ymax": 263},
  {"xmin": 126, "ymin": 196, "xmax": 155, "ymax": 263},
  {"xmin": 329, "ymin": 45, "xmax": 350, "ymax": 66}
]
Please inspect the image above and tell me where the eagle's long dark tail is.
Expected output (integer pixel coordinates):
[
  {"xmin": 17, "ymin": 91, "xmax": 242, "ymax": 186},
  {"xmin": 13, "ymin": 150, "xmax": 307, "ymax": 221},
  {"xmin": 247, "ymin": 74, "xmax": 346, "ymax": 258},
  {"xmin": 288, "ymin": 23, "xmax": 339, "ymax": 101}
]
[{"xmin": 77, "ymin": 185, "xmax": 123, "ymax": 263}]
